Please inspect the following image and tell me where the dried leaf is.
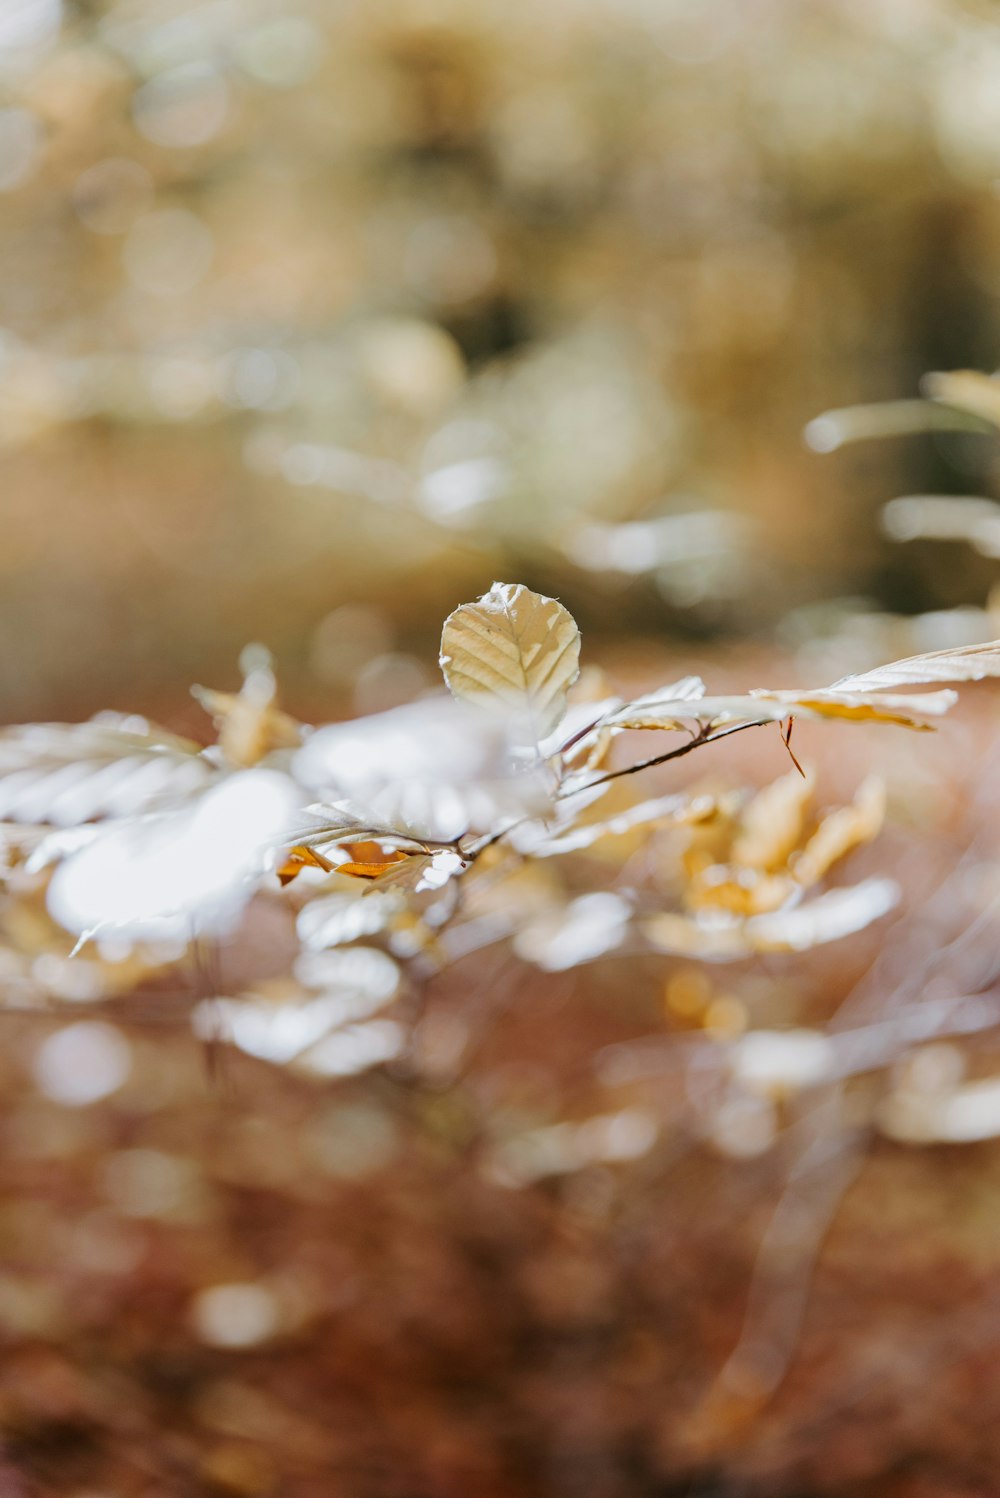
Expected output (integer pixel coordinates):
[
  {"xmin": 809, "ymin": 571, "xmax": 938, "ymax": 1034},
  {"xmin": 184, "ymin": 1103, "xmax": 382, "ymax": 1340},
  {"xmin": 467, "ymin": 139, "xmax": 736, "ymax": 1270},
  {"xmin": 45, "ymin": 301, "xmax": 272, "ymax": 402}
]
[
  {"xmin": 792, "ymin": 777, "xmax": 885, "ymax": 888},
  {"xmin": 439, "ymin": 581, "xmax": 581, "ymax": 745},
  {"xmin": 0, "ymin": 717, "xmax": 213, "ymax": 826},
  {"xmin": 688, "ymin": 867, "xmax": 796, "ymax": 917},
  {"xmin": 882, "ymin": 495, "xmax": 1000, "ymax": 558},
  {"xmin": 610, "ymin": 694, "xmax": 787, "ymax": 731},
  {"xmin": 747, "ymin": 877, "xmax": 899, "ymax": 952},
  {"xmin": 193, "ymin": 646, "xmax": 301, "ymax": 768},
  {"xmin": 751, "ymin": 687, "xmax": 957, "ymax": 727},
  {"xmin": 297, "ymin": 890, "xmax": 405, "ymax": 950},
  {"xmin": 828, "ymin": 640, "xmax": 1000, "ymax": 693},
  {"xmin": 276, "ymin": 845, "xmax": 336, "ymax": 885},
  {"xmin": 523, "ymin": 791, "xmax": 718, "ymax": 858},
  {"xmin": 731, "ymin": 767, "xmax": 816, "ymax": 872},
  {"xmin": 645, "ymin": 877, "xmax": 899, "ymax": 960},
  {"xmin": 643, "ymin": 911, "xmax": 750, "ymax": 961},
  {"xmin": 294, "ymin": 698, "xmax": 545, "ymax": 842},
  {"xmin": 334, "ymin": 842, "xmax": 411, "ymax": 880}
]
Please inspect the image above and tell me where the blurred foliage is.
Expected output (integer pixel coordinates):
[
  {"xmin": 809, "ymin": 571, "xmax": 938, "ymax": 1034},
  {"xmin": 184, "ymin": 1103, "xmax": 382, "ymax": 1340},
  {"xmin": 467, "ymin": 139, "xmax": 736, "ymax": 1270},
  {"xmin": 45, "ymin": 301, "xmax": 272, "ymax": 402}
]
[{"xmin": 7, "ymin": 0, "xmax": 1000, "ymax": 714}]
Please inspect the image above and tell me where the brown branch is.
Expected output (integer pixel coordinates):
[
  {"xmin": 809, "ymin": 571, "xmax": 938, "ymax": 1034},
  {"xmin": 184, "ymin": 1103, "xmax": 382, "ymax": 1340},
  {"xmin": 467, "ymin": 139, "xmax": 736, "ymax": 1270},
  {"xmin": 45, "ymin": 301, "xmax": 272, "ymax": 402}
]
[{"xmin": 556, "ymin": 717, "xmax": 772, "ymax": 799}]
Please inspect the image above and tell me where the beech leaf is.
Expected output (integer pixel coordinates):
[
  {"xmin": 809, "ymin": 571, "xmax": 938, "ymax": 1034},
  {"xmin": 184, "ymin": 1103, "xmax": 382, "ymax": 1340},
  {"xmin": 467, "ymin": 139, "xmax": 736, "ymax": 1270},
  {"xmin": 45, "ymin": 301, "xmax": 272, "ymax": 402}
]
[
  {"xmin": 439, "ymin": 582, "xmax": 581, "ymax": 746},
  {"xmin": 0, "ymin": 717, "xmax": 214, "ymax": 826},
  {"xmin": 830, "ymin": 641, "xmax": 1000, "ymax": 693}
]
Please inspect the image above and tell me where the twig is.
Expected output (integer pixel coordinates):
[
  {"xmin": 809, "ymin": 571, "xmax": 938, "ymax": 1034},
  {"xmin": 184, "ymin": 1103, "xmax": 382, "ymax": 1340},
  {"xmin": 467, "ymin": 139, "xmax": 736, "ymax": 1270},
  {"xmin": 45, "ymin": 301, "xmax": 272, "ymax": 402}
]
[{"xmin": 556, "ymin": 718, "xmax": 771, "ymax": 799}]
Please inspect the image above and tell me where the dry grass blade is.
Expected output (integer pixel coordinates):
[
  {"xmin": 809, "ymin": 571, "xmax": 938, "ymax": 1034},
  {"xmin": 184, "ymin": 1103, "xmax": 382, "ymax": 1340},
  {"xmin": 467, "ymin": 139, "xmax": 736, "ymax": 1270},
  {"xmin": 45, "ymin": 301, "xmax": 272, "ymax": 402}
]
[{"xmin": 439, "ymin": 581, "xmax": 581, "ymax": 746}]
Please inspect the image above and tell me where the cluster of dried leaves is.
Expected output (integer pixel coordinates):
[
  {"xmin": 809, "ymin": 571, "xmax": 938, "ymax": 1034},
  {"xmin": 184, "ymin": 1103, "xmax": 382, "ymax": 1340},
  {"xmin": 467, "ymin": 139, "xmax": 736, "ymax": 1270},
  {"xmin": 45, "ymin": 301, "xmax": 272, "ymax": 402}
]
[{"xmin": 1, "ymin": 581, "xmax": 999, "ymax": 1087}]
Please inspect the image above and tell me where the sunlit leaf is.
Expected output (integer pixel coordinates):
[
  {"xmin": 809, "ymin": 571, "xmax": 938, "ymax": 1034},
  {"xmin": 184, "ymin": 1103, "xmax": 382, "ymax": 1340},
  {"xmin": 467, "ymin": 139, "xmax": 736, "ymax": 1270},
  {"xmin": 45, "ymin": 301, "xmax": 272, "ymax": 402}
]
[
  {"xmin": 747, "ymin": 876, "xmax": 899, "ymax": 951},
  {"xmin": 803, "ymin": 398, "xmax": 988, "ymax": 452},
  {"xmin": 439, "ymin": 581, "xmax": 581, "ymax": 746},
  {"xmin": 46, "ymin": 769, "xmax": 300, "ymax": 943},
  {"xmin": 0, "ymin": 716, "xmax": 214, "ymax": 826},
  {"xmin": 751, "ymin": 686, "xmax": 957, "ymax": 727},
  {"xmin": 830, "ymin": 641, "xmax": 1000, "ymax": 693},
  {"xmin": 521, "ymin": 791, "xmax": 718, "ymax": 858},
  {"xmin": 294, "ymin": 697, "xmax": 545, "ymax": 842},
  {"xmin": 514, "ymin": 891, "xmax": 632, "ymax": 971},
  {"xmin": 334, "ymin": 842, "xmax": 411, "ymax": 880},
  {"xmin": 297, "ymin": 890, "xmax": 405, "ymax": 950},
  {"xmin": 687, "ymin": 867, "xmax": 796, "ymax": 917},
  {"xmin": 609, "ymin": 694, "xmax": 786, "ymax": 730}
]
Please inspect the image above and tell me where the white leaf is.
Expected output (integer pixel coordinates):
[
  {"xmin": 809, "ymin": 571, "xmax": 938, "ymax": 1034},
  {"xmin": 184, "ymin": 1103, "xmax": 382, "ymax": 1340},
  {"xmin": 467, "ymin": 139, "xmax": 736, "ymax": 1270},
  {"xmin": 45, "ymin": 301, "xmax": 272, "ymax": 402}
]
[
  {"xmin": 747, "ymin": 877, "xmax": 899, "ymax": 951},
  {"xmin": 831, "ymin": 640, "xmax": 1000, "ymax": 693},
  {"xmin": 297, "ymin": 1020, "xmax": 404, "ymax": 1077},
  {"xmin": 514, "ymin": 892, "xmax": 632, "ymax": 971},
  {"xmin": 0, "ymin": 717, "xmax": 213, "ymax": 826},
  {"xmin": 297, "ymin": 891, "xmax": 404, "ymax": 950},
  {"xmin": 46, "ymin": 769, "xmax": 300, "ymax": 943},
  {"xmin": 439, "ymin": 581, "xmax": 581, "ymax": 746},
  {"xmin": 294, "ymin": 697, "xmax": 544, "ymax": 842}
]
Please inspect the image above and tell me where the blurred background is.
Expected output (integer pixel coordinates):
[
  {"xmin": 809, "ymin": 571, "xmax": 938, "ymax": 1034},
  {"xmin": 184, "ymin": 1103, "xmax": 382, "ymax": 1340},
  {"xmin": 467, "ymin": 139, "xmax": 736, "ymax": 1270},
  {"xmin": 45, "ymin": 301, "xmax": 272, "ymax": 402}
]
[
  {"xmin": 4, "ymin": 0, "xmax": 1000, "ymax": 721},
  {"xmin": 4, "ymin": 2, "xmax": 1000, "ymax": 1496}
]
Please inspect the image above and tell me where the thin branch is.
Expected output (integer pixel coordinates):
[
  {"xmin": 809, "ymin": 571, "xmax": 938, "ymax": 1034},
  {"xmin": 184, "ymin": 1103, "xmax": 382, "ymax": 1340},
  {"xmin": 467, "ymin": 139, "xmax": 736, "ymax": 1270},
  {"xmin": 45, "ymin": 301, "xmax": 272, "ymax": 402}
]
[{"xmin": 556, "ymin": 717, "xmax": 771, "ymax": 799}]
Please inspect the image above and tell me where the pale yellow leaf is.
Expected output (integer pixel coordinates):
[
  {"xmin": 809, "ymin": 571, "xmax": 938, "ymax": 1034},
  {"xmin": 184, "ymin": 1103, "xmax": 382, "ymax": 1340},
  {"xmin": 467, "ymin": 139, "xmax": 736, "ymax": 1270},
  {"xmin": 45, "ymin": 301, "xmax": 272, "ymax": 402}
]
[
  {"xmin": 439, "ymin": 582, "xmax": 581, "ymax": 745},
  {"xmin": 731, "ymin": 767, "xmax": 816, "ymax": 873},
  {"xmin": 688, "ymin": 867, "xmax": 796, "ymax": 917},
  {"xmin": 791, "ymin": 777, "xmax": 885, "ymax": 889}
]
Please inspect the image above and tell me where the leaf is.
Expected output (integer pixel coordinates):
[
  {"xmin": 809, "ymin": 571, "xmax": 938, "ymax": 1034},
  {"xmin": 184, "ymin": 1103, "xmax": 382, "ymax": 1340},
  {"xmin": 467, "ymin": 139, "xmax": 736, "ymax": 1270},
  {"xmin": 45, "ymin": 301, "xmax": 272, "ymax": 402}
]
[
  {"xmin": 609, "ymin": 694, "xmax": 788, "ymax": 731},
  {"xmin": 804, "ymin": 399, "xmax": 988, "ymax": 453},
  {"xmin": 514, "ymin": 892, "xmax": 632, "ymax": 971},
  {"xmin": 882, "ymin": 495, "xmax": 1000, "ymax": 558},
  {"xmin": 922, "ymin": 369, "xmax": 1000, "ymax": 430},
  {"xmin": 687, "ymin": 868, "xmax": 796, "ymax": 918},
  {"xmin": 830, "ymin": 641, "xmax": 1000, "ymax": 693},
  {"xmin": 193, "ymin": 645, "xmax": 301, "ymax": 769},
  {"xmin": 294, "ymin": 698, "xmax": 546, "ymax": 842},
  {"xmin": 332, "ymin": 842, "xmax": 411, "ymax": 881},
  {"xmin": 297, "ymin": 890, "xmax": 405, "ymax": 950},
  {"xmin": 731, "ymin": 767, "xmax": 816, "ymax": 873},
  {"xmin": 747, "ymin": 877, "xmax": 899, "ymax": 952},
  {"xmin": 276, "ymin": 845, "xmax": 336, "ymax": 885},
  {"xmin": 0, "ymin": 716, "xmax": 215, "ymax": 826},
  {"xmin": 751, "ymin": 687, "xmax": 958, "ymax": 728},
  {"xmin": 439, "ymin": 581, "xmax": 581, "ymax": 745},
  {"xmin": 644, "ymin": 877, "xmax": 899, "ymax": 960},
  {"xmin": 791, "ymin": 777, "xmax": 885, "ymax": 888},
  {"xmin": 45, "ymin": 769, "xmax": 300, "ymax": 944},
  {"xmin": 519, "ymin": 791, "xmax": 718, "ymax": 858}
]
